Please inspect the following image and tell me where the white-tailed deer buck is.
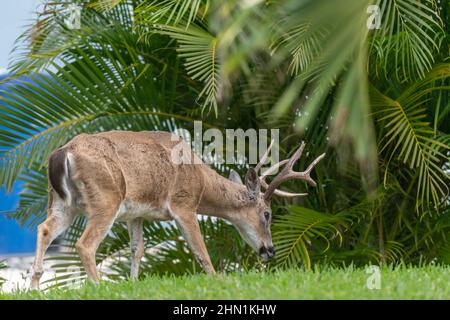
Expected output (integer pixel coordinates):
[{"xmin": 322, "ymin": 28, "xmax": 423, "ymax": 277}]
[{"xmin": 30, "ymin": 130, "xmax": 324, "ymax": 289}]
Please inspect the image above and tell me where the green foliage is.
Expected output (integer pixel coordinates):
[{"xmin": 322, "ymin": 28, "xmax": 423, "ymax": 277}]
[
  {"xmin": 154, "ymin": 23, "xmax": 220, "ymax": 113},
  {"xmin": 273, "ymin": 206, "xmax": 349, "ymax": 270},
  {"xmin": 369, "ymin": 0, "xmax": 445, "ymax": 81},
  {"xmin": 370, "ymin": 64, "xmax": 450, "ymax": 209}
]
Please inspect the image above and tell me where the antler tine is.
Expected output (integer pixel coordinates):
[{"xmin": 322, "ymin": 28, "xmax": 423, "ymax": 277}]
[
  {"xmin": 259, "ymin": 159, "xmax": 306, "ymax": 197},
  {"xmin": 254, "ymin": 143, "xmax": 308, "ymax": 198},
  {"xmin": 263, "ymin": 141, "xmax": 325, "ymax": 201},
  {"xmin": 303, "ymin": 153, "xmax": 326, "ymax": 183},
  {"xmin": 260, "ymin": 159, "xmax": 289, "ymax": 180},
  {"xmin": 285, "ymin": 141, "xmax": 306, "ymax": 173},
  {"xmin": 259, "ymin": 141, "xmax": 306, "ymax": 183},
  {"xmin": 254, "ymin": 139, "xmax": 275, "ymax": 173},
  {"xmin": 260, "ymin": 179, "xmax": 308, "ymax": 197}
]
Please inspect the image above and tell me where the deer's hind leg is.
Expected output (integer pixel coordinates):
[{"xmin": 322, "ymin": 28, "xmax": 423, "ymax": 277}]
[
  {"xmin": 72, "ymin": 153, "xmax": 125, "ymax": 283},
  {"xmin": 75, "ymin": 202, "xmax": 118, "ymax": 283},
  {"xmin": 31, "ymin": 197, "xmax": 75, "ymax": 290}
]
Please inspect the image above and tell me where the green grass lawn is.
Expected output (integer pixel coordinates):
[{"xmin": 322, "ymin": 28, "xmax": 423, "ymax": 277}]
[{"xmin": 2, "ymin": 265, "xmax": 449, "ymax": 299}]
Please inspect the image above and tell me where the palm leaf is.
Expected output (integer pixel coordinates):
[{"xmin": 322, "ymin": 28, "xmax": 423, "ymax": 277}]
[
  {"xmin": 273, "ymin": 205, "xmax": 352, "ymax": 270},
  {"xmin": 153, "ymin": 23, "xmax": 220, "ymax": 114},
  {"xmin": 370, "ymin": 0, "xmax": 444, "ymax": 81},
  {"xmin": 0, "ymin": 14, "xmax": 208, "ymax": 193},
  {"xmin": 370, "ymin": 64, "xmax": 450, "ymax": 209},
  {"xmin": 135, "ymin": 0, "xmax": 209, "ymax": 28}
]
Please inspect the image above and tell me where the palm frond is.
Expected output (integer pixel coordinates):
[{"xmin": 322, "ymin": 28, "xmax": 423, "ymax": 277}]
[
  {"xmin": 370, "ymin": 64, "xmax": 450, "ymax": 209},
  {"xmin": 277, "ymin": 23, "xmax": 327, "ymax": 76},
  {"xmin": 0, "ymin": 17, "xmax": 206, "ymax": 193},
  {"xmin": 135, "ymin": 0, "xmax": 209, "ymax": 28},
  {"xmin": 273, "ymin": 205, "xmax": 353, "ymax": 270},
  {"xmin": 370, "ymin": 0, "xmax": 444, "ymax": 81},
  {"xmin": 154, "ymin": 23, "xmax": 220, "ymax": 114}
]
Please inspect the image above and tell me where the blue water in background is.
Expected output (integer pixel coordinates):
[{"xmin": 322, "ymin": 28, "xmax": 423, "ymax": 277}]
[
  {"xmin": 0, "ymin": 74, "xmax": 38, "ymax": 255},
  {"xmin": 0, "ymin": 184, "xmax": 37, "ymax": 255}
]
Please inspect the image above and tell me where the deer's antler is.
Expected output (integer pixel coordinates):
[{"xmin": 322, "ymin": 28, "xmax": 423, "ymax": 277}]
[{"xmin": 255, "ymin": 140, "xmax": 325, "ymax": 201}]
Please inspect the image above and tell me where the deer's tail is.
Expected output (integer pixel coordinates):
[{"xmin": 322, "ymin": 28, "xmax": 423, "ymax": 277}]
[{"xmin": 48, "ymin": 148, "xmax": 73, "ymax": 205}]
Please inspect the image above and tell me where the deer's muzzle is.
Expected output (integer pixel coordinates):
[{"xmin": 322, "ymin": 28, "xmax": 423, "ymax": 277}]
[{"xmin": 259, "ymin": 246, "xmax": 276, "ymax": 260}]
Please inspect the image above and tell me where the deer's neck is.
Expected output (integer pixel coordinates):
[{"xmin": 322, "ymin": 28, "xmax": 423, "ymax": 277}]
[{"xmin": 198, "ymin": 166, "xmax": 253, "ymax": 219}]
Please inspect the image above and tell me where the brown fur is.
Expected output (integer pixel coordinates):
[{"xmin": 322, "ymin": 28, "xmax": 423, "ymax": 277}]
[{"xmin": 31, "ymin": 130, "xmax": 274, "ymax": 289}]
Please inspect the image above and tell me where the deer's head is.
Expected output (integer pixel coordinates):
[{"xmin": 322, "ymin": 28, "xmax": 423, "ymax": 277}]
[{"xmin": 229, "ymin": 141, "xmax": 325, "ymax": 261}]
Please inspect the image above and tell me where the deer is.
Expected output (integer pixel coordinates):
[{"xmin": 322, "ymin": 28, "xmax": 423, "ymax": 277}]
[{"xmin": 30, "ymin": 130, "xmax": 325, "ymax": 289}]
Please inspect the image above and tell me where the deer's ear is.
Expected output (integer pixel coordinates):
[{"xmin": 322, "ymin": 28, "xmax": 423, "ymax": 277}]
[
  {"xmin": 245, "ymin": 167, "xmax": 260, "ymax": 199},
  {"xmin": 229, "ymin": 169, "xmax": 243, "ymax": 184}
]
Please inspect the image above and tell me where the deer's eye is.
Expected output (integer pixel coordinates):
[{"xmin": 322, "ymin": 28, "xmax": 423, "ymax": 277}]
[{"xmin": 264, "ymin": 211, "xmax": 271, "ymax": 221}]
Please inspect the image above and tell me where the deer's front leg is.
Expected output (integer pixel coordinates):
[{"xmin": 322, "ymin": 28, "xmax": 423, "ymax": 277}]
[
  {"xmin": 127, "ymin": 218, "xmax": 144, "ymax": 279},
  {"xmin": 171, "ymin": 210, "xmax": 215, "ymax": 274}
]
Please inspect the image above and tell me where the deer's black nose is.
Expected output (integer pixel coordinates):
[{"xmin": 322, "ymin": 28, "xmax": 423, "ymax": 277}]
[
  {"xmin": 259, "ymin": 246, "xmax": 276, "ymax": 259},
  {"xmin": 267, "ymin": 246, "xmax": 276, "ymax": 258}
]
